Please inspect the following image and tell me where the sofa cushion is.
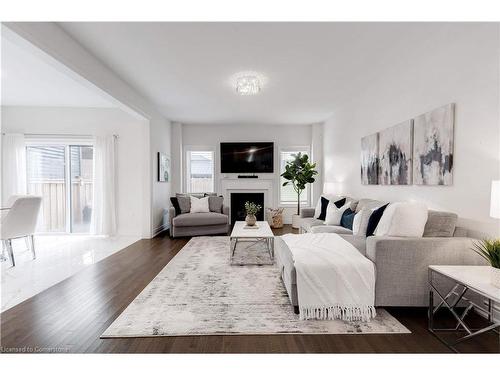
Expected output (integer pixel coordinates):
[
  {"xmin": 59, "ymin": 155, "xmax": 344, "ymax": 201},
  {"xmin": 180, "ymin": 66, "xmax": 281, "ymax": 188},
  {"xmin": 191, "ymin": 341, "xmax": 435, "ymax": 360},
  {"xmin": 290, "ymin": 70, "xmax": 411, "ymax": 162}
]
[
  {"xmin": 324, "ymin": 201, "xmax": 350, "ymax": 225},
  {"xmin": 208, "ymin": 195, "xmax": 224, "ymax": 213},
  {"xmin": 173, "ymin": 212, "xmax": 228, "ymax": 227},
  {"xmin": 375, "ymin": 202, "xmax": 428, "ymax": 237},
  {"xmin": 366, "ymin": 203, "xmax": 389, "ymax": 236},
  {"xmin": 314, "ymin": 194, "xmax": 343, "ymax": 218},
  {"xmin": 355, "ymin": 198, "xmax": 386, "ymax": 213},
  {"xmin": 352, "ymin": 207, "xmax": 372, "ymax": 236},
  {"xmin": 176, "ymin": 194, "xmax": 191, "ymax": 213},
  {"xmin": 340, "ymin": 208, "xmax": 356, "ymax": 230},
  {"xmin": 300, "ymin": 217, "xmax": 325, "ymax": 232},
  {"xmin": 423, "ymin": 210, "xmax": 458, "ymax": 237},
  {"xmin": 339, "ymin": 234, "xmax": 367, "ymax": 256},
  {"xmin": 190, "ymin": 196, "xmax": 210, "ymax": 213},
  {"xmin": 310, "ymin": 225, "xmax": 353, "ymax": 235},
  {"xmin": 170, "ymin": 197, "xmax": 181, "ymax": 216}
]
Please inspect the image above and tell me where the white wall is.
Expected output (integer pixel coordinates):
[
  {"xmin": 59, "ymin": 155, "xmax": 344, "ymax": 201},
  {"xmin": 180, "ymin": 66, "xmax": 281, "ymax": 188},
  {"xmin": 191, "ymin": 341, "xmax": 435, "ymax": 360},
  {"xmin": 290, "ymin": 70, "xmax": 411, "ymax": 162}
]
[
  {"xmin": 174, "ymin": 123, "xmax": 317, "ymax": 223},
  {"xmin": 4, "ymin": 23, "xmax": 172, "ymax": 238},
  {"xmin": 322, "ymin": 23, "xmax": 500, "ymax": 237},
  {"xmin": 2, "ymin": 106, "xmax": 146, "ymax": 237}
]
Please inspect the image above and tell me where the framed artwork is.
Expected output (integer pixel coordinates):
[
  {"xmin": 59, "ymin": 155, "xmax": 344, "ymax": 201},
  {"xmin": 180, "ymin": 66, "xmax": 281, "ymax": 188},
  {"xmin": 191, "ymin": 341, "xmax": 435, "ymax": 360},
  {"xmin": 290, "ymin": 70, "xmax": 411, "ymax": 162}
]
[
  {"xmin": 158, "ymin": 152, "xmax": 170, "ymax": 182},
  {"xmin": 378, "ymin": 120, "xmax": 413, "ymax": 185},
  {"xmin": 360, "ymin": 133, "xmax": 379, "ymax": 185},
  {"xmin": 413, "ymin": 103, "xmax": 454, "ymax": 185}
]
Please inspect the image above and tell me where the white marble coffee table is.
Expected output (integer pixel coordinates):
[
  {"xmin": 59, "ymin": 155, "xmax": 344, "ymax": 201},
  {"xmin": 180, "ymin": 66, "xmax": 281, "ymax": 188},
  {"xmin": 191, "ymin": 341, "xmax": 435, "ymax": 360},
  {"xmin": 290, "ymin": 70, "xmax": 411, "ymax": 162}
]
[{"xmin": 229, "ymin": 221, "xmax": 275, "ymax": 265}]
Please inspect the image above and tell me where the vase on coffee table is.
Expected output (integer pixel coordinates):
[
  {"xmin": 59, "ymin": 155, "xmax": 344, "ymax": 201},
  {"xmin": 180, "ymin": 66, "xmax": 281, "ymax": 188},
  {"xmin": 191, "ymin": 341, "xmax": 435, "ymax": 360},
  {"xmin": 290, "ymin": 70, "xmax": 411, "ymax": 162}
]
[
  {"xmin": 245, "ymin": 214, "xmax": 257, "ymax": 226},
  {"xmin": 244, "ymin": 201, "xmax": 261, "ymax": 227}
]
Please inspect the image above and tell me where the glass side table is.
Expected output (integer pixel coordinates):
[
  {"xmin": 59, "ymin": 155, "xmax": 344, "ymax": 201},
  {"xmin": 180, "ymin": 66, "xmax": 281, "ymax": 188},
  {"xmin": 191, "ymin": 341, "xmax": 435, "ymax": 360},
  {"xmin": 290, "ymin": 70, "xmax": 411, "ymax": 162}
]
[{"xmin": 428, "ymin": 265, "xmax": 500, "ymax": 352}]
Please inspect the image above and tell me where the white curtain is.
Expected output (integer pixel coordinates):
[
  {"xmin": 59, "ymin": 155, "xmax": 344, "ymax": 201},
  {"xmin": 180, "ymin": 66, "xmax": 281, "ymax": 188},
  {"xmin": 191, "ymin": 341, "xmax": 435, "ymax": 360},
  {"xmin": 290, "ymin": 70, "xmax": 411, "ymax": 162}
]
[
  {"xmin": 91, "ymin": 135, "xmax": 117, "ymax": 236},
  {"xmin": 2, "ymin": 133, "xmax": 27, "ymax": 205}
]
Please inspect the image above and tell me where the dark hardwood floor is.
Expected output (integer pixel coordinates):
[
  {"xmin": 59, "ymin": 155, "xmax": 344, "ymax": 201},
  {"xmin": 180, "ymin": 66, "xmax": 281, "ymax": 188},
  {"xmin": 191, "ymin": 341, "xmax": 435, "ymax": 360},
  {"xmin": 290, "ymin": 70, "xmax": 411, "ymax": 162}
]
[{"xmin": 1, "ymin": 225, "xmax": 498, "ymax": 353}]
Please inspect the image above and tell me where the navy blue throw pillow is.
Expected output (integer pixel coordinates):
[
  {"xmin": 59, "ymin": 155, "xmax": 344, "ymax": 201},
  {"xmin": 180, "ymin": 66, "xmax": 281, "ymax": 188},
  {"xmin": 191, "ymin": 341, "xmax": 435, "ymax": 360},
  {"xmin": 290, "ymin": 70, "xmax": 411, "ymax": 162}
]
[
  {"xmin": 318, "ymin": 197, "xmax": 346, "ymax": 221},
  {"xmin": 317, "ymin": 196, "xmax": 330, "ymax": 220},
  {"xmin": 366, "ymin": 204, "xmax": 389, "ymax": 236},
  {"xmin": 340, "ymin": 208, "xmax": 356, "ymax": 230},
  {"xmin": 334, "ymin": 197, "xmax": 346, "ymax": 208}
]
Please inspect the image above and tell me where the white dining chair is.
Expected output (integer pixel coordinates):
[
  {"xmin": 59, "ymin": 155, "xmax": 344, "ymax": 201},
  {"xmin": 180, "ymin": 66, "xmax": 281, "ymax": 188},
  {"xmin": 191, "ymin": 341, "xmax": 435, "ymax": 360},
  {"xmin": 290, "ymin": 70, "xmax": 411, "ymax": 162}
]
[{"xmin": 1, "ymin": 196, "xmax": 42, "ymax": 267}]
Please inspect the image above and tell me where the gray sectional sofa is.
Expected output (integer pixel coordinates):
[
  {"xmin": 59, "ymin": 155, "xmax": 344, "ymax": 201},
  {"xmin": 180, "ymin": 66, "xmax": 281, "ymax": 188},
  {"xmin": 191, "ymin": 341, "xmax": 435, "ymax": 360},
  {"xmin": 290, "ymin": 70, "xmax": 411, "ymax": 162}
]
[{"xmin": 276, "ymin": 198, "xmax": 485, "ymax": 309}]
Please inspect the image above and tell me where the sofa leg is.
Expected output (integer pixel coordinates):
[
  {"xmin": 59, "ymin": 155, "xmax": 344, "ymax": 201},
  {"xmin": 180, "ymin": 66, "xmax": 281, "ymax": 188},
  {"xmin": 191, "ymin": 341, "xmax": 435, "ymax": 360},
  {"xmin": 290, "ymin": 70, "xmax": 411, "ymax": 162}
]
[{"xmin": 293, "ymin": 306, "xmax": 300, "ymax": 314}]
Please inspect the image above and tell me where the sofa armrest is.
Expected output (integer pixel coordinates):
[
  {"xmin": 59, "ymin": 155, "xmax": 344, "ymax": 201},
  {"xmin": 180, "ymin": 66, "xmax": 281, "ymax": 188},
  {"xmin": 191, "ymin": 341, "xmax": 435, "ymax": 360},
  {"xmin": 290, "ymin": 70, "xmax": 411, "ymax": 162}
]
[
  {"xmin": 366, "ymin": 236, "xmax": 486, "ymax": 306},
  {"xmin": 366, "ymin": 236, "xmax": 485, "ymax": 266},
  {"xmin": 169, "ymin": 206, "xmax": 177, "ymax": 229},
  {"xmin": 222, "ymin": 205, "xmax": 229, "ymax": 216},
  {"xmin": 300, "ymin": 208, "xmax": 315, "ymax": 218}
]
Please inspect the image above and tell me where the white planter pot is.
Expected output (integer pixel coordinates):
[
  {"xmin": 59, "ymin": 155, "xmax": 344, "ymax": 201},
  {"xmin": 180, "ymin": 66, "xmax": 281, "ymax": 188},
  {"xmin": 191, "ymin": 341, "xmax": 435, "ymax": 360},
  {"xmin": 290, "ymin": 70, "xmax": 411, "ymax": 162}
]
[
  {"xmin": 292, "ymin": 214, "xmax": 301, "ymax": 229},
  {"xmin": 491, "ymin": 267, "xmax": 500, "ymax": 288}
]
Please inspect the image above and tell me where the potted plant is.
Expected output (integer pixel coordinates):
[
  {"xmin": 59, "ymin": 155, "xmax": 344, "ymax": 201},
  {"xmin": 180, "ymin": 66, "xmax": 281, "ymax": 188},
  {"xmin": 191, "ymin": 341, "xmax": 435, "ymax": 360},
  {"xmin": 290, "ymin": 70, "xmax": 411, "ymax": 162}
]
[
  {"xmin": 244, "ymin": 201, "xmax": 262, "ymax": 227},
  {"xmin": 281, "ymin": 152, "xmax": 318, "ymax": 229},
  {"xmin": 472, "ymin": 239, "xmax": 500, "ymax": 288}
]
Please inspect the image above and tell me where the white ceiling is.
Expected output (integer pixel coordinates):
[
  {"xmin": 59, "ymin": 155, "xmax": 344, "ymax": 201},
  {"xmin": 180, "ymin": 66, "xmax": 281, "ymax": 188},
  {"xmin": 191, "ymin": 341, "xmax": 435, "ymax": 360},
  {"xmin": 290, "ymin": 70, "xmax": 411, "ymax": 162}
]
[
  {"xmin": 1, "ymin": 32, "xmax": 114, "ymax": 108},
  {"xmin": 49, "ymin": 23, "xmax": 467, "ymax": 125}
]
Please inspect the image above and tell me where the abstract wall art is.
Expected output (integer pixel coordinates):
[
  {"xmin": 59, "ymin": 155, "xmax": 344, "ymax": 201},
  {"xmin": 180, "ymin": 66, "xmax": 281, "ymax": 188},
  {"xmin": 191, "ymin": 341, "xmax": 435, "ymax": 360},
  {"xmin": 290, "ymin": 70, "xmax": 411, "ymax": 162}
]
[
  {"xmin": 413, "ymin": 103, "xmax": 455, "ymax": 185},
  {"xmin": 158, "ymin": 152, "xmax": 170, "ymax": 182},
  {"xmin": 378, "ymin": 120, "xmax": 413, "ymax": 185},
  {"xmin": 360, "ymin": 132, "xmax": 379, "ymax": 185}
]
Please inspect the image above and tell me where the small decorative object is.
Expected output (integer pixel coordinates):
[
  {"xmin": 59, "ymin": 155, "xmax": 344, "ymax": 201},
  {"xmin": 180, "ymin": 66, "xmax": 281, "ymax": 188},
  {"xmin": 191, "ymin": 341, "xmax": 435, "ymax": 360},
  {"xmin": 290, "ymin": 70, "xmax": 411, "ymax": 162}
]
[
  {"xmin": 158, "ymin": 152, "xmax": 170, "ymax": 182},
  {"xmin": 361, "ymin": 132, "xmax": 379, "ymax": 185},
  {"xmin": 267, "ymin": 207, "xmax": 284, "ymax": 229},
  {"xmin": 413, "ymin": 103, "xmax": 455, "ymax": 185},
  {"xmin": 244, "ymin": 201, "xmax": 262, "ymax": 227},
  {"xmin": 281, "ymin": 152, "xmax": 318, "ymax": 228},
  {"xmin": 472, "ymin": 239, "xmax": 500, "ymax": 288},
  {"xmin": 378, "ymin": 120, "xmax": 413, "ymax": 185}
]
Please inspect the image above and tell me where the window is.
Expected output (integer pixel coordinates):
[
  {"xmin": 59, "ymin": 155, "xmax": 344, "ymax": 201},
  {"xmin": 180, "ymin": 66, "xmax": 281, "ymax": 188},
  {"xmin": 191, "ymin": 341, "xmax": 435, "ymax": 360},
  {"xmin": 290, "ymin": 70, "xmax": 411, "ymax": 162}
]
[
  {"xmin": 185, "ymin": 150, "xmax": 214, "ymax": 193},
  {"xmin": 280, "ymin": 149, "xmax": 310, "ymax": 206},
  {"xmin": 26, "ymin": 141, "xmax": 94, "ymax": 233}
]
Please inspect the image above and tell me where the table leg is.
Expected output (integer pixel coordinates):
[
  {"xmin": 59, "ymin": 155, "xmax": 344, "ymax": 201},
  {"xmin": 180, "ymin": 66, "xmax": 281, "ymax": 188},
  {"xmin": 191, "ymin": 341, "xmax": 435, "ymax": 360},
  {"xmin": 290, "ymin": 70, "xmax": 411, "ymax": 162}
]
[
  {"xmin": 428, "ymin": 268, "xmax": 434, "ymax": 331},
  {"xmin": 270, "ymin": 237, "xmax": 274, "ymax": 260}
]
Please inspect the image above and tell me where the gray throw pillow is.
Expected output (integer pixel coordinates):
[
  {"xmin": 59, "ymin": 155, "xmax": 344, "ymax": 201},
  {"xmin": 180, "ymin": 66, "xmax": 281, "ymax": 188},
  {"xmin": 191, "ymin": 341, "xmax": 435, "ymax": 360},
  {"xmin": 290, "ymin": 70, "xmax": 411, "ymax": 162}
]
[
  {"xmin": 176, "ymin": 193, "xmax": 191, "ymax": 214},
  {"xmin": 208, "ymin": 196, "xmax": 224, "ymax": 213}
]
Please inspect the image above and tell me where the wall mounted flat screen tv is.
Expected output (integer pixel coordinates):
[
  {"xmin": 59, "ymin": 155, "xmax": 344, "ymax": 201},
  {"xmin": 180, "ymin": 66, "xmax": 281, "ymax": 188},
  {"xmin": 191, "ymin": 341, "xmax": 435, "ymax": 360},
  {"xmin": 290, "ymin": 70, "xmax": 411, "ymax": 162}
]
[{"xmin": 220, "ymin": 142, "xmax": 274, "ymax": 173}]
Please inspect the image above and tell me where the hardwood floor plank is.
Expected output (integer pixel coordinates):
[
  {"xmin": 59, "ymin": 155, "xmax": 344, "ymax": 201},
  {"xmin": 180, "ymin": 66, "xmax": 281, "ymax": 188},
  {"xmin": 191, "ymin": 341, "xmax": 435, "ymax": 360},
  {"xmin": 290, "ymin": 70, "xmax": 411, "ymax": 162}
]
[{"xmin": 1, "ymin": 227, "xmax": 498, "ymax": 354}]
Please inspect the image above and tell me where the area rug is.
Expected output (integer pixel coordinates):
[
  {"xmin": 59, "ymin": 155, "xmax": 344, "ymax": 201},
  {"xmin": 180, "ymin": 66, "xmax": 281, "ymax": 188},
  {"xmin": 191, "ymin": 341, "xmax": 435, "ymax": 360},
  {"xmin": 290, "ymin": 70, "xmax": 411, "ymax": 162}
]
[{"xmin": 102, "ymin": 236, "xmax": 410, "ymax": 337}]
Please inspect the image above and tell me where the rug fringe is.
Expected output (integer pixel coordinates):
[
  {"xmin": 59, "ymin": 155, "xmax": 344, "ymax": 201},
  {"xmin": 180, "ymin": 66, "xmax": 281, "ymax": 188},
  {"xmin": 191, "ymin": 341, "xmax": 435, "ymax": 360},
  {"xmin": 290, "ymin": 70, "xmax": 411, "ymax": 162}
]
[{"xmin": 299, "ymin": 305, "xmax": 377, "ymax": 322}]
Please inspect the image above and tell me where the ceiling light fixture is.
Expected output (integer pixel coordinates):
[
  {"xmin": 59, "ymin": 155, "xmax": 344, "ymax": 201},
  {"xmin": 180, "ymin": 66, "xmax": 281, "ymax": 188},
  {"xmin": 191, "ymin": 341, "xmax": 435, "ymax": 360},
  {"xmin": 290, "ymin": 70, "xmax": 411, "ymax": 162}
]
[{"xmin": 235, "ymin": 74, "xmax": 261, "ymax": 95}]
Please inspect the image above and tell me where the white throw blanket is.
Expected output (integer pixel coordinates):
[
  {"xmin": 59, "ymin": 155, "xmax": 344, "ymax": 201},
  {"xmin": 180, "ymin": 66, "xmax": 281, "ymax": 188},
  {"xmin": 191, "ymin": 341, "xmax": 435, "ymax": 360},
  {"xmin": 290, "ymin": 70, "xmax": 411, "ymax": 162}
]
[{"xmin": 281, "ymin": 233, "xmax": 376, "ymax": 322}]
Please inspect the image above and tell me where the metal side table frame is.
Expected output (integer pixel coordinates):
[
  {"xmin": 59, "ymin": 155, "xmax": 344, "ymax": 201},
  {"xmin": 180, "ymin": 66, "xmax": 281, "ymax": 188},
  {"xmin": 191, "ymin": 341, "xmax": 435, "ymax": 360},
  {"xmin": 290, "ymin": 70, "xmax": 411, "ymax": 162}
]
[{"xmin": 428, "ymin": 267, "xmax": 500, "ymax": 353}]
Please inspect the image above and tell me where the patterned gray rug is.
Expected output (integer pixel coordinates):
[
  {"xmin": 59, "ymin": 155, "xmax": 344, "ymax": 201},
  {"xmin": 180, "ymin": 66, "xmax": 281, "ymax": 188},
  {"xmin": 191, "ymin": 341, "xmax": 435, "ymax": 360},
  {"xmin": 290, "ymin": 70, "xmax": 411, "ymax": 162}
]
[{"xmin": 102, "ymin": 236, "xmax": 410, "ymax": 337}]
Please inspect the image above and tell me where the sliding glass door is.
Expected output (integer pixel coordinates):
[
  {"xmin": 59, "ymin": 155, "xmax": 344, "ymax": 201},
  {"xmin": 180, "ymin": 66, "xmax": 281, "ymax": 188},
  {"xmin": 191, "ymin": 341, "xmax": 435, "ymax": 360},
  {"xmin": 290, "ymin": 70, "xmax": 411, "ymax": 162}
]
[
  {"xmin": 69, "ymin": 146, "xmax": 94, "ymax": 233},
  {"xmin": 26, "ymin": 142, "xmax": 94, "ymax": 233}
]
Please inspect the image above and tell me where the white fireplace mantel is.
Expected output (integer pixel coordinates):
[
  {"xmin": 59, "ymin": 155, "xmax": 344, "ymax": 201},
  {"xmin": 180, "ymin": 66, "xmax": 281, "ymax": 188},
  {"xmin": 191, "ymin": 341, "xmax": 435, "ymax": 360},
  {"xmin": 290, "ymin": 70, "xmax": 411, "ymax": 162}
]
[{"xmin": 220, "ymin": 178, "xmax": 274, "ymax": 212}]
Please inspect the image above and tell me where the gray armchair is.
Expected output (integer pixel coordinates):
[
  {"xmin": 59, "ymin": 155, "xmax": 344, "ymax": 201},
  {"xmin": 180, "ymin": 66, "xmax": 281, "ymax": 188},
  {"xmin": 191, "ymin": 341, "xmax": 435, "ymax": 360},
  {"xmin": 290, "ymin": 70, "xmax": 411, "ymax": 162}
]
[{"xmin": 169, "ymin": 205, "xmax": 229, "ymax": 238}]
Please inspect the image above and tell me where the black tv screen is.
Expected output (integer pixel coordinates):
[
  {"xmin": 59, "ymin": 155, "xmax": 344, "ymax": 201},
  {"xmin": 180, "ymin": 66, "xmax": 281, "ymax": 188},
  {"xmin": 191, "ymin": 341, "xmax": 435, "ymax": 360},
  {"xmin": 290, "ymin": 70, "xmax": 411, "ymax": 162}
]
[{"xmin": 220, "ymin": 142, "xmax": 274, "ymax": 173}]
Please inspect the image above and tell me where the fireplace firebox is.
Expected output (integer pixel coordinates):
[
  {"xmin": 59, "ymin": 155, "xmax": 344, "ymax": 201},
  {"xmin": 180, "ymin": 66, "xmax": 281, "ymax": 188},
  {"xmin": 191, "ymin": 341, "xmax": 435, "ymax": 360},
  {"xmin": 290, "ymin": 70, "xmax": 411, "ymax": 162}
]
[{"xmin": 230, "ymin": 192, "xmax": 265, "ymax": 227}]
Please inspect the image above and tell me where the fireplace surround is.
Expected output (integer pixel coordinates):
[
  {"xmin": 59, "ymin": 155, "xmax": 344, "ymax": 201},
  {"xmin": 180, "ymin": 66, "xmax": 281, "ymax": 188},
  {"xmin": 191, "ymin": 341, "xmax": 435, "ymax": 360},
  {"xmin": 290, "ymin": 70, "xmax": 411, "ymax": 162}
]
[{"xmin": 230, "ymin": 192, "xmax": 265, "ymax": 226}]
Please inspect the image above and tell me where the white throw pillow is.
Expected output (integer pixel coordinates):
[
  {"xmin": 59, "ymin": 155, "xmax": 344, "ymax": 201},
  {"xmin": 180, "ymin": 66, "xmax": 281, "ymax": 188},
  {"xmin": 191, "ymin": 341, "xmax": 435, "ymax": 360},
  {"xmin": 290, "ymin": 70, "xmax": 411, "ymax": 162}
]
[
  {"xmin": 375, "ymin": 202, "xmax": 428, "ymax": 237},
  {"xmin": 190, "ymin": 196, "xmax": 210, "ymax": 213},
  {"xmin": 324, "ymin": 201, "xmax": 351, "ymax": 226},
  {"xmin": 314, "ymin": 194, "xmax": 342, "ymax": 219},
  {"xmin": 352, "ymin": 207, "xmax": 373, "ymax": 236}
]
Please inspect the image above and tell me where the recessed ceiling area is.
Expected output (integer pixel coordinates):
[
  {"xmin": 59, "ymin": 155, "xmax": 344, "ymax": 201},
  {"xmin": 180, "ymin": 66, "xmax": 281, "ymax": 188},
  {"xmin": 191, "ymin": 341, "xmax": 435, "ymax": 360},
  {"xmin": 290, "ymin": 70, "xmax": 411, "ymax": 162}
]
[
  {"xmin": 1, "ymin": 30, "xmax": 115, "ymax": 108},
  {"xmin": 53, "ymin": 22, "xmax": 472, "ymax": 125}
]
